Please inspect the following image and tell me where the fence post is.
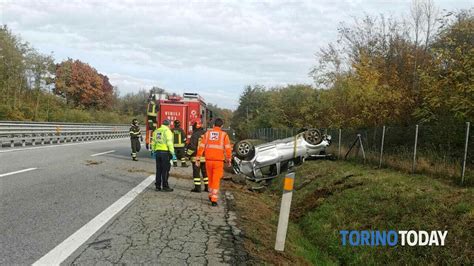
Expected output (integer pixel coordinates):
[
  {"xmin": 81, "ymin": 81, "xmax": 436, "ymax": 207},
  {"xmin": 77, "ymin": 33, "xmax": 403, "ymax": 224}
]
[
  {"xmin": 412, "ymin": 125, "xmax": 419, "ymax": 174},
  {"xmin": 338, "ymin": 128, "xmax": 342, "ymax": 159},
  {"xmin": 461, "ymin": 122, "xmax": 470, "ymax": 185},
  {"xmin": 275, "ymin": 172, "xmax": 295, "ymax": 251},
  {"xmin": 379, "ymin": 126, "xmax": 386, "ymax": 168},
  {"xmin": 358, "ymin": 134, "xmax": 366, "ymax": 163}
]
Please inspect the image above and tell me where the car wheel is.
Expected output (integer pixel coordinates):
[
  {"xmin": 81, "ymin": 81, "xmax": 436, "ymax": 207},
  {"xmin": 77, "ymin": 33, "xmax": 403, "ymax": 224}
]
[
  {"xmin": 304, "ymin": 129, "xmax": 323, "ymax": 145},
  {"xmin": 233, "ymin": 140, "xmax": 255, "ymax": 160}
]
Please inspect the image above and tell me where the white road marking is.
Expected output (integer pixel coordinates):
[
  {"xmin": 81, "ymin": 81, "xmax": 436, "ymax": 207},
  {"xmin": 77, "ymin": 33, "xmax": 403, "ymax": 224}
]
[
  {"xmin": 0, "ymin": 168, "xmax": 37, "ymax": 178},
  {"xmin": 0, "ymin": 138, "xmax": 125, "ymax": 154},
  {"xmin": 90, "ymin": 150, "xmax": 115, "ymax": 157},
  {"xmin": 33, "ymin": 174, "xmax": 155, "ymax": 266}
]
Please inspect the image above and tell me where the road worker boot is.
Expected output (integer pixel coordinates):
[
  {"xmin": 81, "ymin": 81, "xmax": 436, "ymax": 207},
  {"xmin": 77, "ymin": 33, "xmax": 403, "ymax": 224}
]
[
  {"xmin": 162, "ymin": 187, "xmax": 174, "ymax": 192},
  {"xmin": 173, "ymin": 161, "xmax": 178, "ymax": 167},
  {"xmin": 181, "ymin": 161, "xmax": 188, "ymax": 167},
  {"xmin": 211, "ymin": 202, "xmax": 218, "ymax": 207},
  {"xmin": 204, "ymin": 185, "xmax": 209, "ymax": 192},
  {"xmin": 190, "ymin": 185, "xmax": 201, "ymax": 193}
]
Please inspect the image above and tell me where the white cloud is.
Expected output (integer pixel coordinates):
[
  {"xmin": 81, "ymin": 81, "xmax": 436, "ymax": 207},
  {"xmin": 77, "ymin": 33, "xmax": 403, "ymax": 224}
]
[{"xmin": 2, "ymin": 0, "xmax": 472, "ymax": 109}]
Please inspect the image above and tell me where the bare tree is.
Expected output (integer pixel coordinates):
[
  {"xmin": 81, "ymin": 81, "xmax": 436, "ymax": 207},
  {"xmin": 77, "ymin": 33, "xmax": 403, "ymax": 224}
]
[
  {"xmin": 411, "ymin": 0, "xmax": 423, "ymax": 48},
  {"xmin": 422, "ymin": 0, "xmax": 438, "ymax": 50},
  {"xmin": 410, "ymin": 0, "xmax": 424, "ymax": 93}
]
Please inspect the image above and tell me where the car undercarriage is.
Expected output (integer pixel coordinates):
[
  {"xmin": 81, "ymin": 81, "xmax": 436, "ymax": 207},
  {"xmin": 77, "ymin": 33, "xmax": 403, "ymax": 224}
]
[{"xmin": 232, "ymin": 129, "xmax": 332, "ymax": 181}]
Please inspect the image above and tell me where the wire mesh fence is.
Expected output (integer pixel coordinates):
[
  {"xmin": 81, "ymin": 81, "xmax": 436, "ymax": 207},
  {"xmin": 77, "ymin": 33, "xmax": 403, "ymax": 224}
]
[{"xmin": 249, "ymin": 123, "xmax": 472, "ymax": 185}]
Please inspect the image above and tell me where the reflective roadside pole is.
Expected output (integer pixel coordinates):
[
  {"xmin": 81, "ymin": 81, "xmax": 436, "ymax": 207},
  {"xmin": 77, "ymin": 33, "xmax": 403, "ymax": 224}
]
[{"xmin": 275, "ymin": 172, "xmax": 295, "ymax": 251}]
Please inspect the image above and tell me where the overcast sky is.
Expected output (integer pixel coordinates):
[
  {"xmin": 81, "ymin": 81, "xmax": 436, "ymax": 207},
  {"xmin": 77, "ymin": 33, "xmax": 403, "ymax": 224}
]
[{"xmin": 1, "ymin": 0, "xmax": 472, "ymax": 109}]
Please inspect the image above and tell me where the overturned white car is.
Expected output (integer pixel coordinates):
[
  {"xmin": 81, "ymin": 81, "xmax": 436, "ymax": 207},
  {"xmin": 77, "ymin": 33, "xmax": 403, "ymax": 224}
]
[{"xmin": 232, "ymin": 129, "xmax": 332, "ymax": 180}]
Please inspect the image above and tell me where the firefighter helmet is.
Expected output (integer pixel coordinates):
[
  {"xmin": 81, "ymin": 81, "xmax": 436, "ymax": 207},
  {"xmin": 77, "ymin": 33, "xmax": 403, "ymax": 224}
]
[
  {"xmin": 193, "ymin": 121, "xmax": 202, "ymax": 129},
  {"xmin": 162, "ymin": 119, "xmax": 170, "ymax": 126},
  {"xmin": 174, "ymin": 120, "xmax": 181, "ymax": 128}
]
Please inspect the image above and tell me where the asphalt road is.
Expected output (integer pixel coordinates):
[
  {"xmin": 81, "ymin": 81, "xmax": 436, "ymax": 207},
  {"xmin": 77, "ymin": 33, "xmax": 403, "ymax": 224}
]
[{"xmin": 0, "ymin": 138, "xmax": 156, "ymax": 265}]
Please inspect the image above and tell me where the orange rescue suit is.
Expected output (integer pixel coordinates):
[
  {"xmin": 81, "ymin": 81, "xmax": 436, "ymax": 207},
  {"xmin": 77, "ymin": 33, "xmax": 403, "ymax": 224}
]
[{"xmin": 196, "ymin": 127, "xmax": 232, "ymax": 203}]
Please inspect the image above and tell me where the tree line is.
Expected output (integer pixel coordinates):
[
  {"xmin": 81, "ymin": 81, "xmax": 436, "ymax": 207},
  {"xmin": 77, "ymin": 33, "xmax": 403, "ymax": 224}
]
[
  {"xmin": 0, "ymin": 25, "xmax": 129, "ymax": 122},
  {"xmin": 0, "ymin": 26, "xmax": 231, "ymax": 124},
  {"xmin": 232, "ymin": 3, "xmax": 473, "ymax": 138}
]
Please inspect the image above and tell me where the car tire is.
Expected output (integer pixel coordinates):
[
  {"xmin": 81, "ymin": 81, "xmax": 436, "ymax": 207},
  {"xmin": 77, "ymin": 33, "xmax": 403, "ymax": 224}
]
[
  {"xmin": 233, "ymin": 140, "xmax": 255, "ymax": 160},
  {"xmin": 304, "ymin": 129, "xmax": 323, "ymax": 145}
]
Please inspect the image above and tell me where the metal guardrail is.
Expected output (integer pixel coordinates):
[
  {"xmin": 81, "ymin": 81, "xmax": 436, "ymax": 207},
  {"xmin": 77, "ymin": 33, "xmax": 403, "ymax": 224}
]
[{"xmin": 0, "ymin": 121, "xmax": 132, "ymax": 148}]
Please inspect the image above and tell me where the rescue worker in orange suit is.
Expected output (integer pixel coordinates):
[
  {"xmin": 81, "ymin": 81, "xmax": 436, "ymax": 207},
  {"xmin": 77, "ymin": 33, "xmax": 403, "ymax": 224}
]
[
  {"xmin": 186, "ymin": 121, "xmax": 208, "ymax": 193},
  {"xmin": 196, "ymin": 118, "xmax": 232, "ymax": 206},
  {"xmin": 129, "ymin": 119, "xmax": 143, "ymax": 161},
  {"xmin": 172, "ymin": 120, "xmax": 187, "ymax": 167}
]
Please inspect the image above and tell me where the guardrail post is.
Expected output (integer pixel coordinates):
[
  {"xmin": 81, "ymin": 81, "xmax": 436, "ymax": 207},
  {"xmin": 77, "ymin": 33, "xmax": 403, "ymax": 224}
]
[
  {"xmin": 379, "ymin": 126, "xmax": 386, "ymax": 168},
  {"xmin": 412, "ymin": 125, "xmax": 419, "ymax": 174},
  {"xmin": 461, "ymin": 122, "xmax": 470, "ymax": 185},
  {"xmin": 275, "ymin": 172, "xmax": 295, "ymax": 251}
]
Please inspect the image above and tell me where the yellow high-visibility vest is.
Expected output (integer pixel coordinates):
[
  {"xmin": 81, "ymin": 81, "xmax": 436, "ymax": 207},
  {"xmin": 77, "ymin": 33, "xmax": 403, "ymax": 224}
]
[
  {"xmin": 173, "ymin": 130, "xmax": 185, "ymax": 148},
  {"xmin": 152, "ymin": 125, "xmax": 174, "ymax": 153},
  {"xmin": 147, "ymin": 102, "xmax": 157, "ymax": 117}
]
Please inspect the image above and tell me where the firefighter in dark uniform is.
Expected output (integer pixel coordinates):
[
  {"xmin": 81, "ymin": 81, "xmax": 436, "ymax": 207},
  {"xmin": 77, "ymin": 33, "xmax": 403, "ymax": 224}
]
[
  {"xmin": 172, "ymin": 120, "xmax": 187, "ymax": 167},
  {"xmin": 186, "ymin": 121, "xmax": 208, "ymax": 192},
  {"xmin": 129, "ymin": 119, "xmax": 143, "ymax": 161}
]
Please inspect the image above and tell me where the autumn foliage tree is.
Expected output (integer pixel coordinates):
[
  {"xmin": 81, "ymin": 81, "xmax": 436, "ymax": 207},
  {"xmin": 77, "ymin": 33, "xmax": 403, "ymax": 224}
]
[
  {"xmin": 55, "ymin": 59, "xmax": 114, "ymax": 109},
  {"xmin": 232, "ymin": 4, "xmax": 473, "ymax": 138},
  {"xmin": 0, "ymin": 25, "xmax": 56, "ymax": 120},
  {"xmin": 416, "ymin": 10, "xmax": 474, "ymax": 123}
]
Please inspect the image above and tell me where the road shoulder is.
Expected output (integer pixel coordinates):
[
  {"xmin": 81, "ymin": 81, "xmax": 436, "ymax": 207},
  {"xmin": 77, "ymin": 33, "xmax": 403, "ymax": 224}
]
[{"xmin": 69, "ymin": 174, "xmax": 248, "ymax": 265}]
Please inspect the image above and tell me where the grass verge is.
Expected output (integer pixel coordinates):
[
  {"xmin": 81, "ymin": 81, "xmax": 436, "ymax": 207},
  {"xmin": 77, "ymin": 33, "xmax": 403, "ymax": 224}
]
[{"xmin": 224, "ymin": 160, "xmax": 473, "ymax": 265}]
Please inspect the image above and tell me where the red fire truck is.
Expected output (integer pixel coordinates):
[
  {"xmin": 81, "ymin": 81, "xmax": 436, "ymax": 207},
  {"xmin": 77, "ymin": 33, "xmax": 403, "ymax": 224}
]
[{"xmin": 145, "ymin": 91, "xmax": 212, "ymax": 148}]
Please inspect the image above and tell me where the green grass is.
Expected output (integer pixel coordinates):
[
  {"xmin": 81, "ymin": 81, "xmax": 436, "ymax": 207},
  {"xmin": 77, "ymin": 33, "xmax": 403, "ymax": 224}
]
[
  {"xmin": 328, "ymin": 143, "xmax": 473, "ymax": 186},
  {"xmin": 264, "ymin": 160, "xmax": 474, "ymax": 265}
]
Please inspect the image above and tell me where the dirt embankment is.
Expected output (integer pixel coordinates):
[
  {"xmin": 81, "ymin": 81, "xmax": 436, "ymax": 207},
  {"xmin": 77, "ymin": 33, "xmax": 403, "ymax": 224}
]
[
  {"xmin": 223, "ymin": 160, "xmax": 474, "ymax": 265},
  {"xmin": 222, "ymin": 180, "xmax": 313, "ymax": 265}
]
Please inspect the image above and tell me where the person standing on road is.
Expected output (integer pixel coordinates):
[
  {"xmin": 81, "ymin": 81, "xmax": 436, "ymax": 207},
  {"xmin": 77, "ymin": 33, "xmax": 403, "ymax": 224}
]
[
  {"xmin": 129, "ymin": 119, "xmax": 143, "ymax": 161},
  {"xmin": 186, "ymin": 121, "xmax": 208, "ymax": 193},
  {"xmin": 172, "ymin": 120, "xmax": 188, "ymax": 167},
  {"xmin": 196, "ymin": 118, "xmax": 232, "ymax": 206},
  {"xmin": 151, "ymin": 119, "xmax": 176, "ymax": 192}
]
